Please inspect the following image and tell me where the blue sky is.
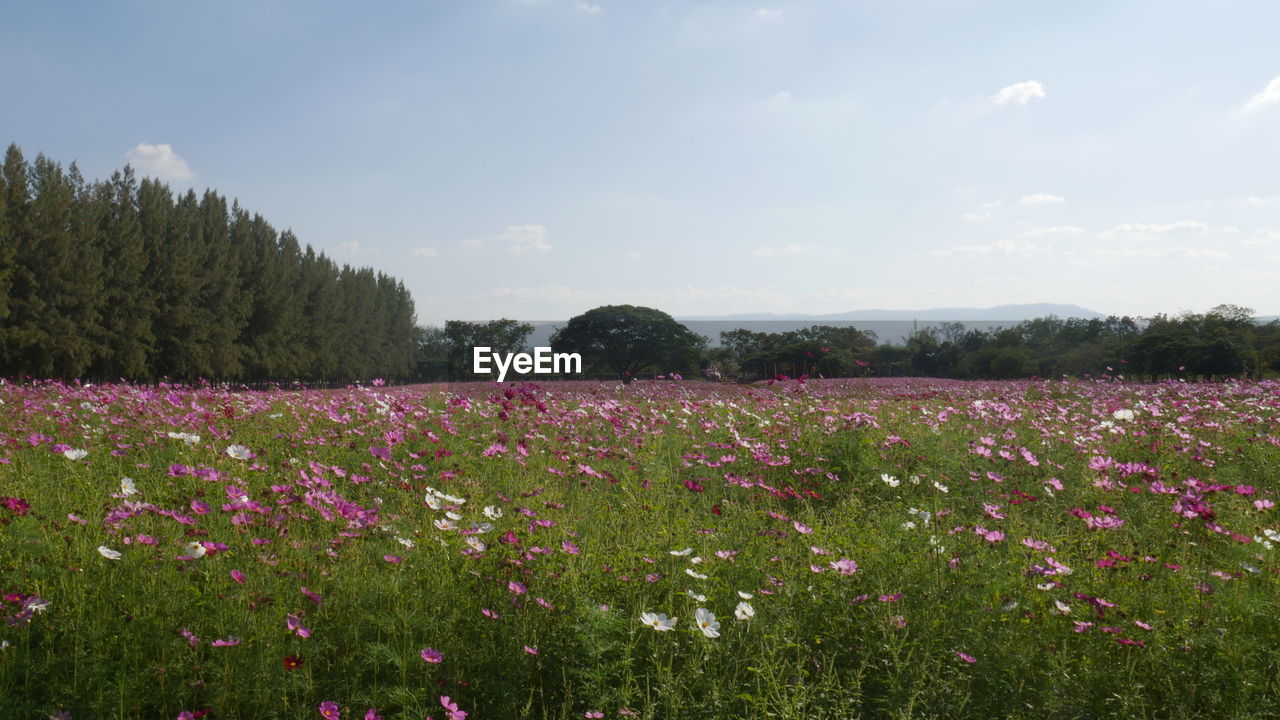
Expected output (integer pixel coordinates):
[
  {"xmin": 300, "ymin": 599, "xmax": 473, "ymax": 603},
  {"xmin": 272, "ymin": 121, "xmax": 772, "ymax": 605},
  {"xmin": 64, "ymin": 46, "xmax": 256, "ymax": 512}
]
[{"xmin": 5, "ymin": 1, "xmax": 1279, "ymax": 324}]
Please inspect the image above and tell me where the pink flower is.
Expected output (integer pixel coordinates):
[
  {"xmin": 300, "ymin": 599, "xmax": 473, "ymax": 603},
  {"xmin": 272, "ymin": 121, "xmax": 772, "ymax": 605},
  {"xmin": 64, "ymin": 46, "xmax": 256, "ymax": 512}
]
[
  {"xmin": 524, "ymin": 645, "xmax": 538, "ymax": 655},
  {"xmin": 829, "ymin": 558, "xmax": 858, "ymax": 575},
  {"xmin": 561, "ymin": 540, "xmax": 580, "ymax": 554},
  {"xmin": 482, "ymin": 608, "xmax": 500, "ymax": 619},
  {"xmin": 955, "ymin": 651, "xmax": 976, "ymax": 663},
  {"xmin": 585, "ymin": 712, "xmax": 604, "ymax": 718},
  {"xmin": 318, "ymin": 701, "xmax": 341, "ymax": 719},
  {"xmin": 421, "ymin": 647, "xmax": 443, "ymax": 663},
  {"xmin": 287, "ymin": 613, "xmax": 312, "ymax": 638},
  {"xmin": 365, "ymin": 709, "xmax": 382, "ymax": 720},
  {"xmin": 440, "ymin": 696, "xmax": 468, "ymax": 720},
  {"xmin": 383, "ymin": 555, "xmax": 403, "ymax": 564},
  {"xmin": 230, "ymin": 569, "xmax": 246, "ymax": 584},
  {"xmin": 508, "ymin": 581, "xmax": 527, "ymax": 595},
  {"xmin": 792, "ymin": 521, "xmax": 813, "ymax": 534},
  {"xmin": 211, "ymin": 636, "xmax": 241, "ymax": 647}
]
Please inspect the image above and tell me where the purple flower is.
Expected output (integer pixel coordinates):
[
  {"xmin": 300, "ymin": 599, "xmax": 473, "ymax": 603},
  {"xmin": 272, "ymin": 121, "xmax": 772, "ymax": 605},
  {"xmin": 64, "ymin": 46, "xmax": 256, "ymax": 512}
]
[
  {"xmin": 421, "ymin": 647, "xmax": 443, "ymax": 663},
  {"xmin": 318, "ymin": 701, "xmax": 341, "ymax": 719}
]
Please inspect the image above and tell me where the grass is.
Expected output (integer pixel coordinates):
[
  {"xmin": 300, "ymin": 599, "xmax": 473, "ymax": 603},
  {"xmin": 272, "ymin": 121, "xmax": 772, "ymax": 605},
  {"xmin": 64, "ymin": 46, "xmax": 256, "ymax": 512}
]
[{"xmin": 1, "ymin": 376, "xmax": 1278, "ymax": 719}]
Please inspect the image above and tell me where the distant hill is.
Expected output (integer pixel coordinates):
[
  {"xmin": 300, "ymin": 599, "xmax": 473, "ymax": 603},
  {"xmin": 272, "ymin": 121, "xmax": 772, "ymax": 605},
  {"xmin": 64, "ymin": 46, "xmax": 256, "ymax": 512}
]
[{"xmin": 677, "ymin": 303, "xmax": 1106, "ymax": 322}]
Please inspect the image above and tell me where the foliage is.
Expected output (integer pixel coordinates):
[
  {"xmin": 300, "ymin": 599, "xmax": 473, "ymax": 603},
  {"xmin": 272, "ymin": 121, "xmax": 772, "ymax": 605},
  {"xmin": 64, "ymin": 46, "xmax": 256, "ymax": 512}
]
[
  {"xmin": 0, "ymin": 144, "xmax": 418, "ymax": 384},
  {"xmin": 1, "ymin": 377, "xmax": 1278, "ymax": 719},
  {"xmin": 551, "ymin": 305, "xmax": 707, "ymax": 380}
]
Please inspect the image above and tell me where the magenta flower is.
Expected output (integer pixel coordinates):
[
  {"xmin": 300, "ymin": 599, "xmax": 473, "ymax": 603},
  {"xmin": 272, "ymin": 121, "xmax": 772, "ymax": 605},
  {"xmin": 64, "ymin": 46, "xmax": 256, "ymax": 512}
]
[
  {"xmin": 318, "ymin": 701, "xmax": 341, "ymax": 719},
  {"xmin": 561, "ymin": 540, "xmax": 580, "ymax": 554},
  {"xmin": 383, "ymin": 555, "xmax": 403, "ymax": 564},
  {"xmin": 421, "ymin": 647, "xmax": 443, "ymax": 663},
  {"xmin": 440, "ymin": 696, "xmax": 468, "ymax": 720},
  {"xmin": 300, "ymin": 586, "xmax": 325, "ymax": 605},
  {"xmin": 287, "ymin": 613, "xmax": 312, "ymax": 638},
  {"xmin": 508, "ymin": 581, "xmax": 527, "ymax": 595},
  {"xmin": 364, "ymin": 710, "xmax": 382, "ymax": 720},
  {"xmin": 955, "ymin": 651, "xmax": 977, "ymax": 663},
  {"xmin": 829, "ymin": 558, "xmax": 858, "ymax": 575},
  {"xmin": 481, "ymin": 608, "xmax": 500, "ymax": 619},
  {"xmin": 524, "ymin": 645, "xmax": 539, "ymax": 655},
  {"xmin": 211, "ymin": 636, "xmax": 241, "ymax": 647},
  {"xmin": 230, "ymin": 569, "xmax": 246, "ymax": 584}
]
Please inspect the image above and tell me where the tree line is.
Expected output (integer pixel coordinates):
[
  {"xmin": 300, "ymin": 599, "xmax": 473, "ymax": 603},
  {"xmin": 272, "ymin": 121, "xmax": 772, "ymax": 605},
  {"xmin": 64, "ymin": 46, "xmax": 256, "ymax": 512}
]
[
  {"xmin": 422, "ymin": 305, "xmax": 1280, "ymax": 382},
  {"xmin": 1, "ymin": 144, "xmax": 418, "ymax": 383}
]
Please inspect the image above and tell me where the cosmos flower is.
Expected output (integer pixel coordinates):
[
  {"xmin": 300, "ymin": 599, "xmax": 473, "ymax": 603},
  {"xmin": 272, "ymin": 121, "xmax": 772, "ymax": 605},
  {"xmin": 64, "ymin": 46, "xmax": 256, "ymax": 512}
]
[
  {"xmin": 98, "ymin": 546, "xmax": 122, "ymax": 560},
  {"xmin": 640, "ymin": 612, "xmax": 677, "ymax": 631},
  {"xmin": 734, "ymin": 602, "xmax": 755, "ymax": 620},
  {"xmin": 421, "ymin": 647, "xmax": 443, "ymax": 663},
  {"xmin": 224, "ymin": 444, "xmax": 253, "ymax": 461},
  {"xmin": 694, "ymin": 608, "xmax": 720, "ymax": 638}
]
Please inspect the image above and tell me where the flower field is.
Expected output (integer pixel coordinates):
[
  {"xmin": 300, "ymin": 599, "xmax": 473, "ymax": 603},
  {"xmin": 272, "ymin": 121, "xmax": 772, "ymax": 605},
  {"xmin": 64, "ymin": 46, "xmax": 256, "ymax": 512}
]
[{"xmin": 2, "ymin": 377, "xmax": 1279, "ymax": 719}]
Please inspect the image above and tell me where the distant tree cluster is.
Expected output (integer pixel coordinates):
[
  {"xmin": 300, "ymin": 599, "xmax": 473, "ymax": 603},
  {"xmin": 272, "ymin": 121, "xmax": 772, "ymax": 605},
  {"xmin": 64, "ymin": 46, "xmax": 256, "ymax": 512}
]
[
  {"xmin": 0, "ymin": 144, "xmax": 418, "ymax": 383},
  {"xmin": 711, "ymin": 307, "xmax": 1280, "ymax": 381}
]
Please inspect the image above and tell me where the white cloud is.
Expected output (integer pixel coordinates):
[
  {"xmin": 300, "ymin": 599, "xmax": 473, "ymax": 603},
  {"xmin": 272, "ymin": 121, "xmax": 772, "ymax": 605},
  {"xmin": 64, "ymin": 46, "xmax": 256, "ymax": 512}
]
[
  {"xmin": 1018, "ymin": 193, "xmax": 1065, "ymax": 205},
  {"xmin": 1018, "ymin": 225, "xmax": 1085, "ymax": 238},
  {"xmin": 1245, "ymin": 227, "xmax": 1280, "ymax": 246},
  {"xmin": 1098, "ymin": 220, "xmax": 1215, "ymax": 239},
  {"xmin": 124, "ymin": 143, "xmax": 193, "ymax": 181},
  {"xmin": 754, "ymin": 8, "xmax": 781, "ymax": 19},
  {"xmin": 1244, "ymin": 75, "xmax": 1280, "ymax": 111},
  {"xmin": 575, "ymin": 0, "xmax": 602, "ymax": 13},
  {"xmin": 752, "ymin": 243, "xmax": 817, "ymax": 257},
  {"xmin": 992, "ymin": 80, "xmax": 1045, "ymax": 106},
  {"xmin": 768, "ymin": 90, "xmax": 793, "ymax": 107},
  {"xmin": 928, "ymin": 241, "xmax": 1046, "ymax": 257},
  {"xmin": 462, "ymin": 237, "xmax": 485, "ymax": 248},
  {"xmin": 410, "ymin": 247, "xmax": 438, "ymax": 258},
  {"xmin": 981, "ymin": 200, "xmax": 1003, "ymax": 209},
  {"xmin": 1092, "ymin": 246, "xmax": 1230, "ymax": 260},
  {"xmin": 336, "ymin": 241, "xmax": 361, "ymax": 254},
  {"xmin": 960, "ymin": 212, "xmax": 989, "ymax": 223},
  {"xmin": 625, "ymin": 251, "xmax": 641, "ymax": 261},
  {"xmin": 501, "ymin": 225, "xmax": 551, "ymax": 253},
  {"xmin": 1245, "ymin": 195, "xmax": 1279, "ymax": 206}
]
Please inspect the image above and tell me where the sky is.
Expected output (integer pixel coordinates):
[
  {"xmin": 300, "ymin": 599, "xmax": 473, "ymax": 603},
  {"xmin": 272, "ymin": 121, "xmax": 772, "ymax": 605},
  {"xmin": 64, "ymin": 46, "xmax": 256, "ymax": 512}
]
[{"xmin": 4, "ymin": 1, "xmax": 1279, "ymax": 325}]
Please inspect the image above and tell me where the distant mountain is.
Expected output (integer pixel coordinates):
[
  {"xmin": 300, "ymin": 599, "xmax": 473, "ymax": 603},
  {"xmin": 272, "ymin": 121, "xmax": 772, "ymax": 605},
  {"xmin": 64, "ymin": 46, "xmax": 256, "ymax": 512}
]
[{"xmin": 677, "ymin": 303, "xmax": 1106, "ymax": 322}]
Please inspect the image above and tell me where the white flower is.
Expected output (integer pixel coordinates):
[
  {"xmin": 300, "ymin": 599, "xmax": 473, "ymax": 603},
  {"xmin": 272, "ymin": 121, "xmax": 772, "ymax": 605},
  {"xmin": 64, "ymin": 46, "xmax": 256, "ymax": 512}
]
[
  {"xmin": 424, "ymin": 495, "xmax": 443, "ymax": 510},
  {"xmin": 440, "ymin": 493, "xmax": 466, "ymax": 505},
  {"xmin": 483, "ymin": 505, "xmax": 503, "ymax": 520},
  {"xmin": 669, "ymin": 547, "xmax": 693, "ymax": 556},
  {"xmin": 434, "ymin": 519, "xmax": 457, "ymax": 531},
  {"xmin": 64, "ymin": 448, "xmax": 88, "ymax": 461},
  {"xmin": 737, "ymin": 591, "xmax": 754, "ymax": 600},
  {"xmin": 640, "ymin": 612, "xmax": 677, "ymax": 631},
  {"xmin": 880, "ymin": 473, "xmax": 900, "ymax": 487},
  {"xmin": 1112, "ymin": 409, "xmax": 1135, "ymax": 421},
  {"xmin": 933, "ymin": 481, "xmax": 949, "ymax": 493},
  {"xmin": 396, "ymin": 536, "xmax": 416, "ymax": 548},
  {"xmin": 902, "ymin": 521, "xmax": 917, "ymax": 531},
  {"xmin": 1036, "ymin": 583, "xmax": 1056, "ymax": 591},
  {"xmin": 445, "ymin": 511, "xmax": 462, "ymax": 521},
  {"xmin": 225, "ymin": 444, "xmax": 253, "ymax": 461},
  {"xmin": 685, "ymin": 569, "xmax": 708, "ymax": 580},
  {"xmin": 1052, "ymin": 600, "xmax": 1072, "ymax": 615},
  {"xmin": 471, "ymin": 522, "xmax": 494, "ymax": 534},
  {"xmin": 98, "ymin": 545, "xmax": 122, "ymax": 560},
  {"xmin": 185, "ymin": 542, "xmax": 207, "ymax": 558},
  {"xmin": 734, "ymin": 601, "xmax": 755, "ymax": 620},
  {"xmin": 120, "ymin": 477, "xmax": 138, "ymax": 496},
  {"xmin": 694, "ymin": 608, "xmax": 721, "ymax": 638},
  {"xmin": 685, "ymin": 590, "xmax": 707, "ymax": 602},
  {"xmin": 465, "ymin": 537, "xmax": 487, "ymax": 552},
  {"xmin": 167, "ymin": 431, "xmax": 201, "ymax": 446},
  {"xmin": 690, "ymin": 556, "xmax": 704, "ymax": 564}
]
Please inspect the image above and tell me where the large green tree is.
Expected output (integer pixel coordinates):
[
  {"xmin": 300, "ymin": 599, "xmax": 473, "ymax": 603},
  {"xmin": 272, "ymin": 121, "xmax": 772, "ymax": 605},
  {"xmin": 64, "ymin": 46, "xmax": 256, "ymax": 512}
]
[{"xmin": 551, "ymin": 305, "xmax": 706, "ymax": 380}]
